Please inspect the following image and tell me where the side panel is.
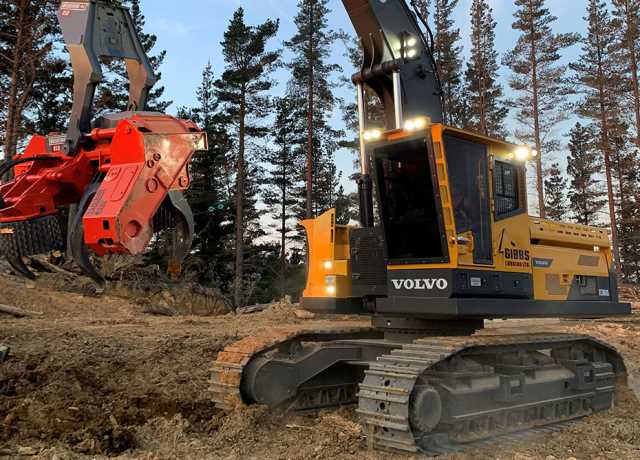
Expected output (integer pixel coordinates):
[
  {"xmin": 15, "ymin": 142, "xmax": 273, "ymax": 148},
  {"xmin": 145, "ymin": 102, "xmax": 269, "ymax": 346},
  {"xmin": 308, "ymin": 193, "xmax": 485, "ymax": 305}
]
[
  {"xmin": 492, "ymin": 214, "xmax": 533, "ymax": 274},
  {"xmin": 301, "ymin": 209, "xmax": 359, "ymax": 313},
  {"xmin": 531, "ymin": 244, "xmax": 616, "ymax": 302},
  {"xmin": 350, "ymin": 227, "xmax": 388, "ymax": 298}
]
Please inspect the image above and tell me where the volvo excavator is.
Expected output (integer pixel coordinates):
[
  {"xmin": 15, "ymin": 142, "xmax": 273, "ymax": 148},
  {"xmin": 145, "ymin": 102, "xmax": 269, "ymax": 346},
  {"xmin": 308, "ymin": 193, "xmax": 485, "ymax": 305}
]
[
  {"xmin": 0, "ymin": 0, "xmax": 632, "ymax": 457},
  {"xmin": 0, "ymin": 0, "xmax": 205, "ymax": 291},
  {"xmin": 211, "ymin": 0, "xmax": 632, "ymax": 456}
]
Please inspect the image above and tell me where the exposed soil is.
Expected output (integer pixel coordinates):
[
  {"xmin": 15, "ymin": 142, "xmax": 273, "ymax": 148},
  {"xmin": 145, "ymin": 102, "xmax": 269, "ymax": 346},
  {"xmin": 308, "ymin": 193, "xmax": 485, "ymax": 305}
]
[{"xmin": 1, "ymin": 272, "xmax": 639, "ymax": 459}]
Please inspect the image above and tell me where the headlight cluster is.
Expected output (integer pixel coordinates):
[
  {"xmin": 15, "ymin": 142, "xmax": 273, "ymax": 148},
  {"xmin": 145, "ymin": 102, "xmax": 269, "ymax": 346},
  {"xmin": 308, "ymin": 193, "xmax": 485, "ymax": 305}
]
[
  {"xmin": 404, "ymin": 117, "xmax": 428, "ymax": 132},
  {"xmin": 398, "ymin": 36, "xmax": 419, "ymax": 59},
  {"xmin": 363, "ymin": 129, "xmax": 382, "ymax": 142},
  {"xmin": 325, "ymin": 275, "xmax": 336, "ymax": 296},
  {"xmin": 512, "ymin": 146, "xmax": 538, "ymax": 161},
  {"xmin": 362, "ymin": 116, "xmax": 429, "ymax": 143}
]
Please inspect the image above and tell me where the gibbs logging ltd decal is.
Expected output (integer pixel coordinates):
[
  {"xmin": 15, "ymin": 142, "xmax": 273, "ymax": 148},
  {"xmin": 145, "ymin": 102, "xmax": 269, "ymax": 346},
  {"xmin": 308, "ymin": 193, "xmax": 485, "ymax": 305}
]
[{"xmin": 498, "ymin": 229, "xmax": 530, "ymax": 269}]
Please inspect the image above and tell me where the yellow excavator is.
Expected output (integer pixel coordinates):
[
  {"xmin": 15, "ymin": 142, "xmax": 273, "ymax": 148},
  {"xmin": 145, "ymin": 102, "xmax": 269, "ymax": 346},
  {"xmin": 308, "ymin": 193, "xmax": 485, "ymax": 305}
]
[{"xmin": 211, "ymin": 0, "xmax": 631, "ymax": 455}]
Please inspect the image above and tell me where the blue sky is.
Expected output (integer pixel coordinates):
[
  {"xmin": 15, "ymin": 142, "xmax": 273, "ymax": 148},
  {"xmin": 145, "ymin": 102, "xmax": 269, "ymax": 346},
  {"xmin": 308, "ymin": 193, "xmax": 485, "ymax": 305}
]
[{"xmin": 141, "ymin": 0, "xmax": 590, "ymax": 195}]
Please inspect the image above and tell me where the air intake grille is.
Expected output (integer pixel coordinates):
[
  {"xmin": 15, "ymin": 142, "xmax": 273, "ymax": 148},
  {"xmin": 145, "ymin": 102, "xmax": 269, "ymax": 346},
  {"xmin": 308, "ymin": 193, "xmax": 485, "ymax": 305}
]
[{"xmin": 350, "ymin": 227, "xmax": 387, "ymax": 298}]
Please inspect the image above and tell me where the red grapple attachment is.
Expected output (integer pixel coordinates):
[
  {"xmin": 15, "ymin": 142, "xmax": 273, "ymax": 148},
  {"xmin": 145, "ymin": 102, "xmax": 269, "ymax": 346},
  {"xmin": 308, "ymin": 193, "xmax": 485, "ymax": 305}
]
[
  {"xmin": 81, "ymin": 113, "xmax": 205, "ymax": 257},
  {"xmin": 0, "ymin": 1, "xmax": 205, "ymax": 289}
]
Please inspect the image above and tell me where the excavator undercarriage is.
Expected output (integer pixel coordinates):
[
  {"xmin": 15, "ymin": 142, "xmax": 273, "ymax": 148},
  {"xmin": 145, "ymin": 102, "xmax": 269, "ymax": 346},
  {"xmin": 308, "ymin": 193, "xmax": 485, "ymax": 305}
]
[{"xmin": 211, "ymin": 327, "xmax": 626, "ymax": 456}]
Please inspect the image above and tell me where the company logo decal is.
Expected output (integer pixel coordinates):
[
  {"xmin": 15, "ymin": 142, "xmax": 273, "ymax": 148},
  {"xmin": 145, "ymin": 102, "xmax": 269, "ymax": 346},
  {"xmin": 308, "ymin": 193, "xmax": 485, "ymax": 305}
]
[
  {"xmin": 391, "ymin": 279, "xmax": 449, "ymax": 291},
  {"xmin": 533, "ymin": 258, "xmax": 553, "ymax": 268},
  {"xmin": 498, "ymin": 229, "xmax": 530, "ymax": 269}
]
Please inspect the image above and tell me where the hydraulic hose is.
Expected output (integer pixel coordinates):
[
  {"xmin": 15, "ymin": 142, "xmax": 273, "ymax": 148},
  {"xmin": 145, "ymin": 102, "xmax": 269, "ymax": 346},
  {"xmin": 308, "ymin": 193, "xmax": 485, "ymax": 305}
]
[{"xmin": 410, "ymin": 0, "xmax": 443, "ymax": 95}]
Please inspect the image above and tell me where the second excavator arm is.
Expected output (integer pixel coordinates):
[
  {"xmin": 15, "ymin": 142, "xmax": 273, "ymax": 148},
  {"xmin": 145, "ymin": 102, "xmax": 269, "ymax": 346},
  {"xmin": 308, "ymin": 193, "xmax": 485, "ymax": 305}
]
[{"xmin": 58, "ymin": 0, "xmax": 157, "ymax": 154}]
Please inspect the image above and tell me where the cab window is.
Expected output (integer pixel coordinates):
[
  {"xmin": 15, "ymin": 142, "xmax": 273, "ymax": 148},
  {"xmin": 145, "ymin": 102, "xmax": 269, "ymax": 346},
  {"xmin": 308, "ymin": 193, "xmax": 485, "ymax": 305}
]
[{"xmin": 494, "ymin": 161, "xmax": 524, "ymax": 218}]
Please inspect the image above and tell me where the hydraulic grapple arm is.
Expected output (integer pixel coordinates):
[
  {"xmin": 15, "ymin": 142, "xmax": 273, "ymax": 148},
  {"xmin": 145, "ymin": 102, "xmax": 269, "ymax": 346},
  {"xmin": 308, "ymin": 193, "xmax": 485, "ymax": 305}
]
[{"xmin": 58, "ymin": 0, "xmax": 157, "ymax": 154}]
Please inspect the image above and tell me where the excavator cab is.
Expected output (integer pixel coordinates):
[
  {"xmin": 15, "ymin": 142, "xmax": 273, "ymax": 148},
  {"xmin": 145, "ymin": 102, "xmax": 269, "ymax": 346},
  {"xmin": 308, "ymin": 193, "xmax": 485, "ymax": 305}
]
[{"xmin": 302, "ymin": 119, "xmax": 625, "ymax": 321}]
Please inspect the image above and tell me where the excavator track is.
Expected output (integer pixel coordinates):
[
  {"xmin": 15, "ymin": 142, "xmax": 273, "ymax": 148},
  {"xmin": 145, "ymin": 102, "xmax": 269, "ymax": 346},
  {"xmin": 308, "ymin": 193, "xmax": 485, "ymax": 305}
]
[
  {"xmin": 210, "ymin": 328, "xmax": 304, "ymax": 411},
  {"xmin": 210, "ymin": 327, "xmax": 377, "ymax": 411},
  {"xmin": 358, "ymin": 333, "xmax": 626, "ymax": 456}
]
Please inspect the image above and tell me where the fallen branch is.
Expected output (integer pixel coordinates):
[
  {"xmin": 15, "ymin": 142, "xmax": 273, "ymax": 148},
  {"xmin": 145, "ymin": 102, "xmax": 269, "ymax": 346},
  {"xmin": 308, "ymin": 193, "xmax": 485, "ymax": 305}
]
[
  {"xmin": 237, "ymin": 303, "xmax": 270, "ymax": 315},
  {"xmin": 32, "ymin": 256, "xmax": 78, "ymax": 278},
  {"xmin": 0, "ymin": 303, "xmax": 44, "ymax": 318},
  {"xmin": 141, "ymin": 304, "xmax": 178, "ymax": 317},
  {"xmin": 286, "ymin": 424, "xmax": 314, "ymax": 430}
]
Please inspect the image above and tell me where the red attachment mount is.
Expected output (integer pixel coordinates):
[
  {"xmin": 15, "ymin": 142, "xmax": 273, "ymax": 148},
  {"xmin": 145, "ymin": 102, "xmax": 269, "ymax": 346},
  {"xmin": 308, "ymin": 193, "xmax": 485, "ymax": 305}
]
[{"xmin": 81, "ymin": 113, "xmax": 205, "ymax": 256}]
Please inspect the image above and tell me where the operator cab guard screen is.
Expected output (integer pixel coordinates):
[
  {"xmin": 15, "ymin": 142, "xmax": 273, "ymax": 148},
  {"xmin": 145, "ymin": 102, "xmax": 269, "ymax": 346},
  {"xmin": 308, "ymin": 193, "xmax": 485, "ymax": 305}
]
[{"xmin": 374, "ymin": 138, "xmax": 445, "ymax": 261}]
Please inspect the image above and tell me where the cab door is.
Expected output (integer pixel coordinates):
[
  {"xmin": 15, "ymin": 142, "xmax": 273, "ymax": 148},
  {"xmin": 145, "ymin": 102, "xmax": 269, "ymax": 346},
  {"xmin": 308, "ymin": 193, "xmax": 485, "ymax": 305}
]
[{"xmin": 443, "ymin": 134, "xmax": 493, "ymax": 266}]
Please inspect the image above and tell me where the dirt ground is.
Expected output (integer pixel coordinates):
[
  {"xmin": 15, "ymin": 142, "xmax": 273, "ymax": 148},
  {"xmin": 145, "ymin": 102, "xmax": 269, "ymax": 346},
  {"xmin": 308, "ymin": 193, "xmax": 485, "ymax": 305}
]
[{"xmin": 1, "ymin": 272, "xmax": 639, "ymax": 460}]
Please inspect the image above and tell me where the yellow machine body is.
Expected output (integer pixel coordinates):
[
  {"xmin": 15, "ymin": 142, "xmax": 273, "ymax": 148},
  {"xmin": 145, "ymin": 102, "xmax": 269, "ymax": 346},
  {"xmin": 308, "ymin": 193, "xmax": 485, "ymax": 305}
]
[{"xmin": 302, "ymin": 123, "xmax": 621, "ymax": 317}]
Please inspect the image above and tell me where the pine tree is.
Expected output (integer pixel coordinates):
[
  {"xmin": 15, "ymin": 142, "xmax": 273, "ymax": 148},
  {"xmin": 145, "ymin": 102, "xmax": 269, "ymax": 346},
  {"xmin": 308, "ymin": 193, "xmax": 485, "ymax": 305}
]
[
  {"xmin": 314, "ymin": 148, "xmax": 342, "ymax": 214},
  {"xmin": 609, "ymin": 122, "xmax": 640, "ymax": 280},
  {"xmin": 179, "ymin": 63, "xmax": 234, "ymax": 287},
  {"xmin": 95, "ymin": 0, "xmax": 171, "ymax": 114},
  {"xmin": 504, "ymin": 0, "xmax": 579, "ymax": 219},
  {"xmin": 571, "ymin": 0, "xmax": 626, "ymax": 271},
  {"xmin": 566, "ymin": 123, "xmax": 606, "ymax": 226},
  {"xmin": 0, "ymin": 0, "xmax": 61, "ymax": 158},
  {"xmin": 28, "ymin": 55, "xmax": 72, "ymax": 135},
  {"xmin": 261, "ymin": 97, "xmax": 304, "ymax": 295},
  {"xmin": 433, "ymin": 0, "xmax": 465, "ymax": 126},
  {"xmin": 544, "ymin": 163, "xmax": 567, "ymax": 221},
  {"xmin": 612, "ymin": 0, "xmax": 640, "ymax": 145},
  {"xmin": 215, "ymin": 8, "xmax": 279, "ymax": 308},
  {"xmin": 414, "ymin": 0, "xmax": 430, "ymax": 22},
  {"xmin": 335, "ymin": 186, "xmax": 359, "ymax": 225},
  {"xmin": 286, "ymin": 0, "xmax": 342, "ymax": 218},
  {"xmin": 465, "ymin": 0, "xmax": 507, "ymax": 138}
]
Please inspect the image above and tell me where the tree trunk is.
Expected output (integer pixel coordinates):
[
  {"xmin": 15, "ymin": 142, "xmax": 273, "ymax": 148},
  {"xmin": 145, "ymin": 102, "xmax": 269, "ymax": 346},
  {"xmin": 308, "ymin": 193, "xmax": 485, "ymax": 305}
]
[
  {"xmin": 594, "ymin": 25, "xmax": 622, "ymax": 272},
  {"xmin": 280, "ymin": 144, "xmax": 287, "ymax": 298},
  {"xmin": 623, "ymin": 2, "xmax": 640, "ymax": 145},
  {"xmin": 4, "ymin": 0, "xmax": 28, "ymax": 161},
  {"xmin": 434, "ymin": 2, "xmax": 448, "ymax": 125},
  {"xmin": 305, "ymin": 1, "xmax": 315, "ymax": 219},
  {"xmin": 529, "ymin": 19, "xmax": 545, "ymax": 219},
  {"xmin": 613, "ymin": 154, "xmax": 628, "ymax": 279},
  {"xmin": 234, "ymin": 90, "xmax": 246, "ymax": 309},
  {"xmin": 473, "ymin": 5, "xmax": 488, "ymax": 136},
  {"xmin": 478, "ymin": 62, "xmax": 487, "ymax": 135},
  {"xmin": 601, "ymin": 124, "xmax": 622, "ymax": 273}
]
